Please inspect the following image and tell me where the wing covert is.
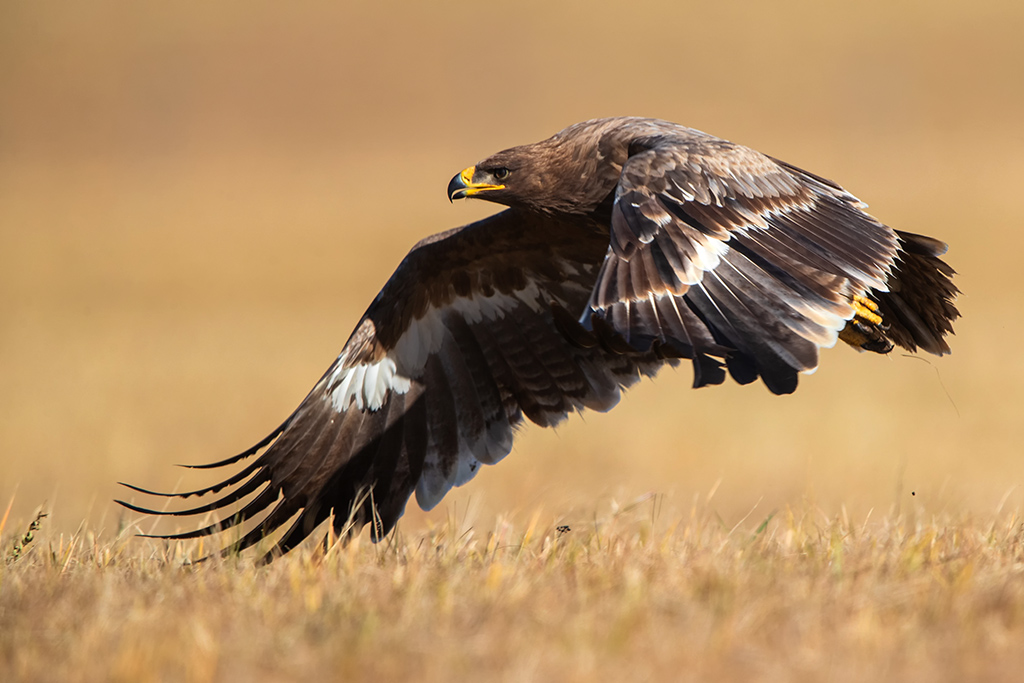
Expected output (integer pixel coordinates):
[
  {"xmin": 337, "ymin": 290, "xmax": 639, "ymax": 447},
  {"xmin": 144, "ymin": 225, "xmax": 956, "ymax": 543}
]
[{"xmin": 587, "ymin": 133, "xmax": 900, "ymax": 394}]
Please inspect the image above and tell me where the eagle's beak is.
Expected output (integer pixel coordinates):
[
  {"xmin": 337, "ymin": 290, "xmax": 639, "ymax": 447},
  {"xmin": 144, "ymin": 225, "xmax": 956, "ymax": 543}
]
[{"xmin": 448, "ymin": 166, "xmax": 504, "ymax": 202}]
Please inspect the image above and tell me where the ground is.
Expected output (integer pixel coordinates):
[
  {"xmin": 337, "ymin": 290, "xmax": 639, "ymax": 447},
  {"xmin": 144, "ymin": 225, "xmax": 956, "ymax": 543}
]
[{"xmin": 4, "ymin": 503, "xmax": 1024, "ymax": 682}]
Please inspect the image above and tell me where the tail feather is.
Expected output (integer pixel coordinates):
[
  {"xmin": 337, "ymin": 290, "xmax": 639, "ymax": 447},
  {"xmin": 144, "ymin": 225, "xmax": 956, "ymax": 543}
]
[{"xmin": 869, "ymin": 230, "xmax": 960, "ymax": 355}]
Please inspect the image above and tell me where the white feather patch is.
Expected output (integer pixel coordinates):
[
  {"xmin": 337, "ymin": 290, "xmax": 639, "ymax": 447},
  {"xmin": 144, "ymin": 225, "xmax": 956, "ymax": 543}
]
[
  {"xmin": 690, "ymin": 236, "xmax": 729, "ymax": 275},
  {"xmin": 392, "ymin": 285, "xmax": 544, "ymax": 372},
  {"xmin": 450, "ymin": 281, "xmax": 545, "ymax": 323},
  {"xmin": 328, "ymin": 355, "xmax": 411, "ymax": 412}
]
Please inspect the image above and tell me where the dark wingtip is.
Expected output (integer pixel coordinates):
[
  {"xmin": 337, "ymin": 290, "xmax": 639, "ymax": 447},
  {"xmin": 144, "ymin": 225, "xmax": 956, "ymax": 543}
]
[
  {"xmin": 118, "ymin": 481, "xmax": 176, "ymax": 497},
  {"xmin": 115, "ymin": 499, "xmax": 161, "ymax": 515},
  {"xmin": 175, "ymin": 418, "xmax": 291, "ymax": 470},
  {"xmin": 177, "ymin": 455, "xmax": 247, "ymax": 470},
  {"xmin": 137, "ymin": 528, "xmax": 216, "ymax": 541}
]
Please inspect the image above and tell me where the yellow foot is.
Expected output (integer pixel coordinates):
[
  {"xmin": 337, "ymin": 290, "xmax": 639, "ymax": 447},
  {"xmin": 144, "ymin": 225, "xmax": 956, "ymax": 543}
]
[
  {"xmin": 852, "ymin": 294, "xmax": 882, "ymax": 325},
  {"xmin": 839, "ymin": 325, "xmax": 868, "ymax": 348},
  {"xmin": 840, "ymin": 294, "xmax": 893, "ymax": 354}
]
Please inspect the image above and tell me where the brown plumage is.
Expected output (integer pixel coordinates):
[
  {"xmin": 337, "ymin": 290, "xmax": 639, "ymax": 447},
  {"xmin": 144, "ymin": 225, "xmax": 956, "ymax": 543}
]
[{"xmin": 119, "ymin": 117, "xmax": 959, "ymax": 561}]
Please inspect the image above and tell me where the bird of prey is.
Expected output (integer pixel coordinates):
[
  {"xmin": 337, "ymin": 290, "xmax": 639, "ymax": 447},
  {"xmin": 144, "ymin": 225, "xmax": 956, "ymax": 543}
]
[{"xmin": 119, "ymin": 117, "xmax": 959, "ymax": 561}]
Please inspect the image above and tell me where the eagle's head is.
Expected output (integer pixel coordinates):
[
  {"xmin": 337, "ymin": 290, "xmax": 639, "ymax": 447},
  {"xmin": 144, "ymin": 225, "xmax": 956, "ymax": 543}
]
[{"xmin": 448, "ymin": 119, "xmax": 638, "ymax": 216}]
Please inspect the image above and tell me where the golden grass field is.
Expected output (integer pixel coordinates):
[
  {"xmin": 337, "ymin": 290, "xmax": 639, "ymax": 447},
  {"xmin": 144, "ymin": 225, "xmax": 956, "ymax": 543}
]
[{"xmin": 2, "ymin": 1, "xmax": 1024, "ymax": 680}]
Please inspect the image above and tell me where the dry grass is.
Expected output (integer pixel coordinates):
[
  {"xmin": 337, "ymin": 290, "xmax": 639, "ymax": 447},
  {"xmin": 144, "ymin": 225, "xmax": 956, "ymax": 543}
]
[
  {"xmin": 3, "ymin": 1, "xmax": 1024, "ymax": 681},
  {"xmin": 4, "ymin": 499, "xmax": 1024, "ymax": 682}
]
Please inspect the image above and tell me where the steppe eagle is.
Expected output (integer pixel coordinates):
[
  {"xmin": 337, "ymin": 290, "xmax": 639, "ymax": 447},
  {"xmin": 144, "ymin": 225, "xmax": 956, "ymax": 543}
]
[{"xmin": 119, "ymin": 117, "xmax": 959, "ymax": 561}]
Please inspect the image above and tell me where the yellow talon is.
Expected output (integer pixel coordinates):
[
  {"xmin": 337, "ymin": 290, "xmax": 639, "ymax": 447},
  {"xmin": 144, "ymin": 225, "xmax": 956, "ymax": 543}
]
[
  {"xmin": 839, "ymin": 294, "xmax": 894, "ymax": 354},
  {"xmin": 853, "ymin": 294, "xmax": 879, "ymax": 312},
  {"xmin": 852, "ymin": 294, "xmax": 883, "ymax": 325}
]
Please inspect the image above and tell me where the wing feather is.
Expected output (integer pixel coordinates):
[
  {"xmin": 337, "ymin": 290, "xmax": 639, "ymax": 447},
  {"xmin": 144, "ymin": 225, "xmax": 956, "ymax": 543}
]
[
  {"xmin": 119, "ymin": 210, "xmax": 663, "ymax": 559},
  {"xmin": 588, "ymin": 132, "xmax": 903, "ymax": 394}
]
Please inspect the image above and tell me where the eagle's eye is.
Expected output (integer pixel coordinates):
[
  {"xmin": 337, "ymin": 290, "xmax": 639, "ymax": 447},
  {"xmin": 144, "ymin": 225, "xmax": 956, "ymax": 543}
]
[{"xmin": 493, "ymin": 167, "xmax": 511, "ymax": 181}]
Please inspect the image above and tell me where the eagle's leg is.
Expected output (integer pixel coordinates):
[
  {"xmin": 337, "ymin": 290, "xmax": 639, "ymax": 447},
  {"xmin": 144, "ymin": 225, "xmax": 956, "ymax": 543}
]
[{"xmin": 839, "ymin": 294, "xmax": 893, "ymax": 353}]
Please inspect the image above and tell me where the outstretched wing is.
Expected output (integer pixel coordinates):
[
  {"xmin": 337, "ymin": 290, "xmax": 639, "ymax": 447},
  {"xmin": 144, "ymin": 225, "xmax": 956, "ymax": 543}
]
[
  {"xmin": 118, "ymin": 209, "xmax": 668, "ymax": 561},
  {"xmin": 586, "ymin": 131, "xmax": 900, "ymax": 394}
]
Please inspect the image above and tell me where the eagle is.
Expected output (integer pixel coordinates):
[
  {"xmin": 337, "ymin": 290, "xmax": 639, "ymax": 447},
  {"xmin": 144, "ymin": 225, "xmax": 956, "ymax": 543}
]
[{"xmin": 119, "ymin": 117, "xmax": 959, "ymax": 561}]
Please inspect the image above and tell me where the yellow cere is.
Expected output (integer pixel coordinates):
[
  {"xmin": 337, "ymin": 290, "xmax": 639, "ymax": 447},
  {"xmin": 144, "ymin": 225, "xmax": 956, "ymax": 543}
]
[{"xmin": 458, "ymin": 165, "xmax": 506, "ymax": 196}]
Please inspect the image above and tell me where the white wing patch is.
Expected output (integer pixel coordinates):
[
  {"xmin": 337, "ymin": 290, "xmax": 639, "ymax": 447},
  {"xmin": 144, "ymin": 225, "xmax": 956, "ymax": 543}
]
[
  {"xmin": 331, "ymin": 281, "xmax": 591, "ymax": 512},
  {"xmin": 328, "ymin": 354, "xmax": 412, "ymax": 412},
  {"xmin": 687, "ymin": 235, "xmax": 729, "ymax": 281},
  {"xmin": 400, "ymin": 285, "xmax": 550, "ymax": 512},
  {"xmin": 451, "ymin": 281, "xmax": 546, "ymax": 322},
  {"xmin": 392, "ymin": 285, "xmax": 544, "ymax": 371}
]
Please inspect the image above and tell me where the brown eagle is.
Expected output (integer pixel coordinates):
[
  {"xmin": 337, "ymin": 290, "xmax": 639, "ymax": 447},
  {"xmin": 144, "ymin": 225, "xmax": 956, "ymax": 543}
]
[{"xmin": 119, "ymin": 117, "xmax": 959, "ymax": 560}]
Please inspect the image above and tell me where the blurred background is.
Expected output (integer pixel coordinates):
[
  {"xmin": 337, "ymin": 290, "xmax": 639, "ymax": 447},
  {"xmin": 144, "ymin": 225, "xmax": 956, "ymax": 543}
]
[{"xmin": 1, "ymin": 0, "xmax": 1021, "ymax": 537}]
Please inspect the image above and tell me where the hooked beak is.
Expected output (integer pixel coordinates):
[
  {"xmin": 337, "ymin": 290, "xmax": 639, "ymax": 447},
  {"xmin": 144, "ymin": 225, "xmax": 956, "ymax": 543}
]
[{"xmin": 447, "ymin": 166, "xmax": 505, "ymax": 202}]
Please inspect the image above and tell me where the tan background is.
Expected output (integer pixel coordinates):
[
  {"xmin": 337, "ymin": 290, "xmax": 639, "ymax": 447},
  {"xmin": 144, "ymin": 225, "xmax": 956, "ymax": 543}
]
[{"xmin": 1, "ymin": 0, "xmax": 1021, "ymax": 536}]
